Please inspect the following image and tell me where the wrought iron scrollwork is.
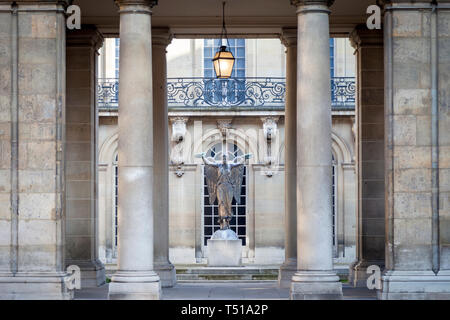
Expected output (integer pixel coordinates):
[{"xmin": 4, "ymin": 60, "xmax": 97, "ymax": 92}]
[
  {"xmin": 97, "ymin": 78, "xmax": 119, "ymax": 109},
  {"xmin": 331, "ymin": 77, "xmax": 356, "ymax": 109},
  {"xmin": 97, "ymin": 77, "xmax": 355, "ymax": 110},
  {"xmin": 167, "ymin": 77, "xmax": 286, "ymax": 108}
]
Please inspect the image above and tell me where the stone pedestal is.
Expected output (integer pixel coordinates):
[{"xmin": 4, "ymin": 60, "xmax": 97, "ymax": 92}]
[
  {"xmin": 291, "ymin": 272, "xmax": 343, "ymax": 300},
  {"xmin": 208, "ymin": 240, "xmax": 242, "ymax": 267},
  {"xmin": 379, "ymin": 271, "xmax": 450, "ymax": 300},
  {"xmin": 0, "ymin": 273, "xmax": 74, "ymax": 300},
  {"xmin": 208, "ymin": 229, "xmax": 242, "ymax": 267}
]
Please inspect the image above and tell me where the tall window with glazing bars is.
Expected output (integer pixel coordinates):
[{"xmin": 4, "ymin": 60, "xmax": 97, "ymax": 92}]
[{"xmin": 203, "ymin": 39, "xmax": 246, "ymax": 78}]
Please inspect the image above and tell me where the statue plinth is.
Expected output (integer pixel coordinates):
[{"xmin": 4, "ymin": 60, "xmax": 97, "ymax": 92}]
[{"xmin": 207, "ymin": 229, "xmax": 242, "ymax": 267}]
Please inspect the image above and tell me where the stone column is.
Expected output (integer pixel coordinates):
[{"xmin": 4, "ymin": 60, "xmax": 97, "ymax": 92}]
[
  {"xmin": 290, "ymin": 0, "xmax": 343, "ymax": 300},
  {"xmin": 379, "ymin": 0, "xmax": 450, "ymax": 299},
  {"xmin": 108, "ymin": 0, "xmax": 161, "ymax": 300},
  {"xmin": 348, "ymin": 25, "xmax": 385, "ymax": 287},
  {"xmin": 66, "ymin": 26, "xmax": 106, "ymax": 288},
  {"xmin": 0, "ymin": 1, "xmax": 73, "ymax": 299},
  {"xmin": 278, "ymin": 28, "xmax": 297, "ymax": 289},
  {"xmin": 152, "ymin": 28, "xmax": 176, "ymax": 288}
]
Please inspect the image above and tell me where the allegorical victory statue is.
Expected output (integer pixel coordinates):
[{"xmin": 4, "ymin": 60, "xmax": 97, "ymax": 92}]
[{"xmin": 196, "ymin": 150, "xmax": 252, "ymax": 240}]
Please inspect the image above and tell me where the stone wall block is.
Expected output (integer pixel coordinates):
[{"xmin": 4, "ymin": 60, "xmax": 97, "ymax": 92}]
[
  {"xmin": 393, "ymin": 244, "xmax": 432, "ymax": 270},
  {"xmin": 20, "ymin": 193, "xmax": 55, "ymax": 220},
  {"xmin": 392, "ymin": 11, "xmax": 423, "ymax": 37},
  {"xmin": 393, "ymin": 115, "xmax": 417, "ymax": 145},
  {"xmin": 393, "ymin": 89, "xmax": 431, "ymax": 115},
  {"xmin": 18, "ymin": 38, "xmax": 56, "ymax": 64},
  {"xmin": 18, "ymin": 94, "xmax": 56, "ymax": 123},
  {"xmin": 394, "ymin": 168, "xmax": 432, "ymax": 192},
  {"xmin": 394, "ymin": 192, "xmax": 432, "ymax": 219}
]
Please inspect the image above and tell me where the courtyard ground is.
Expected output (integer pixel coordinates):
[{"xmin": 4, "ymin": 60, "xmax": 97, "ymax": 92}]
[{"xmin": 74, "ymin": 281, "xmax": 377, "ymax": 300}]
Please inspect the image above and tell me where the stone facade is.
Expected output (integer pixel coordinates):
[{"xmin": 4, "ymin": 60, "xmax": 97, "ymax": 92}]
[
  {"xmin": 379, "ymin": 0, "xmax": 450, "ymax": 299},
  {"xmin": 0, "ymin": 1, "xmax": 73, "ymax": 299}
]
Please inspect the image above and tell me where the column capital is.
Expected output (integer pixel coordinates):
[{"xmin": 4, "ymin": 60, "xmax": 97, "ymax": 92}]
[
  {"xmin": 67, "ymin": 25, "xmax": 104, "ymax": 51},
  {"xmin": 349, "ymin": 24, "xmax": 383, "ymax": 51},
  {"xmin": 115, "ymin": 0, "xmax": 158, "ymax": 13},
  {"xmin": 152, "ymin": 27, "xmax": 173, "ymax": 47},
  {"xmin": 290, "ymin": 0, "xmax": 334, "ymax": 7},
  {"xmin": 280, "ymin": 28, "xmax": 297, "ymax": 48},
  {"xmin": 115, "ymin": 0, "xmax": 157, "ymax": 7}
]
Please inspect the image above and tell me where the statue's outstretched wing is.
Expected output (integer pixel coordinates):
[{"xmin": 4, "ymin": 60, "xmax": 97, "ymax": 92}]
[
  {"xmin": 230, "ymin": 164, "xmax": 245, "ymax": 204},
  {"xmin": 204, "ymin": 162, "xmax": 219, "ymax": 205}
]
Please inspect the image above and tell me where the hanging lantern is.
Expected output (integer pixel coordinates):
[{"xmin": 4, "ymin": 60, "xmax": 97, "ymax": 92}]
[
  {"xmin": 213, "ymin": 1, "xmax": 235, "ymax": 79},
  {"xmin": 213, "ymin": 46, "xmax": 235, "ymax": 79}
]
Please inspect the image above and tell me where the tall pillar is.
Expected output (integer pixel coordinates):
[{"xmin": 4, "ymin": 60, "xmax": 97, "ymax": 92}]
[
  {"xmin": 348, "ymin": 25, "xmax": 385, "ymax": 287},
  {"xmin": 152, "ymin": 28, "xmax": 176, "ymax": 288},
  {"xmin": 290, "ymin": 0, "xmax": 343, "ymax": 300},
  {"xmin": 66, "ymin": 26, "xmax": 106, "ymax": 288},
  {"xmin": 279, "ymin": 28, "xmax": 297, "ymax": 289},
  {"xmin": 0, "ymin": 1, "xmax": 73, "ymax": 299},
  {"xmin": 108, "ymin": 0, "xmax": 161, "ymax": 300},
  {"xmin": 380, "ymin": 0, "xmax": 450, "ymax": 299}
]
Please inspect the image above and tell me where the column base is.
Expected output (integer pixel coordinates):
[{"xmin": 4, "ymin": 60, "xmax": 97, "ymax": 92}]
[
  {"xmin": 278, "ymin": 258, "xmax": 297, "ymax": 288},
  {"xmin": 108, "ymin": 271, "xmax": 161, "ymax": 300},
  {"xmin": 349, "ymin": 259, "xmax": 384, "ymax": 288},
  {"xmin": 290, "ymin": 271, "xmax": 343, "ymax": 300},
  {"xmin": 67, "ymin": 259, "xmax": 106, "ymax": 288},
  {"xmin": 379, "ymin": 270, "xmax": 450, "ymax": 300},
  {"xmin": 0, "ymin": 272, "xmax": 74, "ymax": 300},
  {"xmin": 154, "ymin": 261, "xmax": 177, "ymax": 288}
]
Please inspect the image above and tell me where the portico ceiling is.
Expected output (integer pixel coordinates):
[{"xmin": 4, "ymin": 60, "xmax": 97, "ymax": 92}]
[{"xmin": 74, "ymin": 0, "xmax": 374, "ymax": 37}]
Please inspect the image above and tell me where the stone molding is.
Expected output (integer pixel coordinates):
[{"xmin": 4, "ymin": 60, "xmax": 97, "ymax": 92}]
[
  {"xmin": 67, "ymin": 25, "xmax": 104, "ymax": 51},
  {"xmin": 152, "ymin": 27, "xmax": 173, "ymax": 47},
  {"xmin": 291, "ymin": 0, "xmax": 334, "ymax": 7},
  {"xmin": 217, "ymin": 119, "xmax": 233, "ymax": 138},
  {"xmin": 115, "ymin": 0, "xmax": 157, "ymax": 7},
  {"xmin": 280, "ymin": 28, "xmax": 297, "ymax": 48},
  {"xmin": 349, "ymin": 24, "xmax": 383, "ymax": 50},
  {"xmin": 378, "ymin": 0, "xmax": 450, "ymax": 8},
  {"xmin": 1, "ymin": 0, "xmax": 72, "ymax": 6}
]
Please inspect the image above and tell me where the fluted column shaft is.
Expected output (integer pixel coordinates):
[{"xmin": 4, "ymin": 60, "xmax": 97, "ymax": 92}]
[
  {"xmin": 108, "ymin": 0, "xmax": 161, "ymax": 300},
  {"xmin": 290, "ymin": 0, "xmax": 342, "ymax": 300}
]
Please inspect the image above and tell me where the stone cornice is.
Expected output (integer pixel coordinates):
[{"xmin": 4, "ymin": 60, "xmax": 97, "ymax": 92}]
[
  {"xmin": 115, "ymin": 0, "xmax": 157, "ymax": 8},
  {"xmin": 290, "ymin": 0, "xmax": 334, "ymax": 7},
  {"xmin": 349, "ymin": 24, "xmax": 383, "ymax": 50},
  {"xmin": 67, "ymin": 25, "xmax": 104, "ymax": 51},
  {"xmin": 152, "ymin": 27, "xmax": 173, "ymax": 47},
  {"xmin": 280, "ymin": 28, "xmax": 297, "ymax": 48},
  {"xmin": 0, "ymin": 0, "xmax": 72, "ymax": 7},
  {"xmin": 378, "ymin": 0, "xmax": 450, "ymax": 8}
]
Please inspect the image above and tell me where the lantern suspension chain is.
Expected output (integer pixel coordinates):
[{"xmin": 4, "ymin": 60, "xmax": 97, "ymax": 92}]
[{"xmin": 220, "ymin": 1, "xmax": 230, "ymax": 49}]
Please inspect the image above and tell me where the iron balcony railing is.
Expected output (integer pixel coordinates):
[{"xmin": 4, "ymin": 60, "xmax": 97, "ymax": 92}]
[{"xmin": 97, "ymin": 77, "xmax": 355, "ymax": 110}]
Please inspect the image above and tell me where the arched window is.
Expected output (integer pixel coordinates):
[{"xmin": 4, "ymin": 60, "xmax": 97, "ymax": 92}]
[
  {"xmin": 203, "ymin": 143, "xmax": 247, "ymax": 246},
  {"xmin": 113, "ymin": 154, "xmax": 118, "ymax": 257}
]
